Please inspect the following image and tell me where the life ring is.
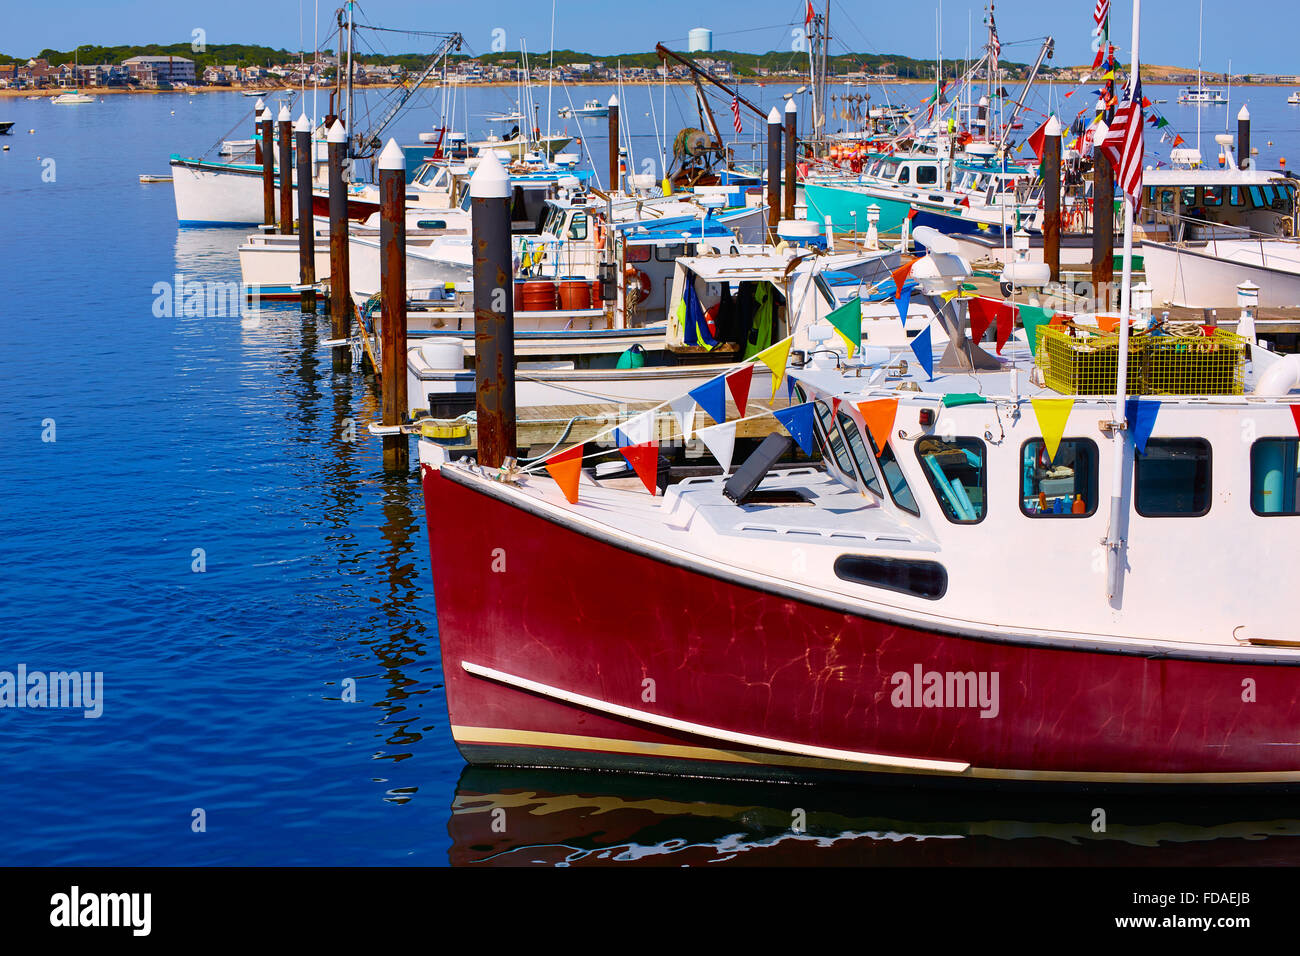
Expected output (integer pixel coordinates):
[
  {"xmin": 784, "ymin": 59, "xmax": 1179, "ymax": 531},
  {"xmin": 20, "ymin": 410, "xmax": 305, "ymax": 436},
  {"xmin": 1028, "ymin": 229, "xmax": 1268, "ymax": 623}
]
[{"xmin": 624, "ymin": 266, "xmax": 652, "ymax": 299}]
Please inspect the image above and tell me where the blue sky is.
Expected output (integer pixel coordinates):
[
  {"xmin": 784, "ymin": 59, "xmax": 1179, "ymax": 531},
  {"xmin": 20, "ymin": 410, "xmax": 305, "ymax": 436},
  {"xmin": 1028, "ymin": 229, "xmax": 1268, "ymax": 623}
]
[{"xmin": 4, "ymin": 1, "xmax": 1265, "ymax": 72}]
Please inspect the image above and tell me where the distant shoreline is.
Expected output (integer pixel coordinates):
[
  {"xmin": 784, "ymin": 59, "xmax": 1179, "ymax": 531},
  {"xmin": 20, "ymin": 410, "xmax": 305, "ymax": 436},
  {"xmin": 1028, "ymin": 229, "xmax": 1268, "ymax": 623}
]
[{"xmin": 4, "ymin": 77, "xmax": 1298, "ymax": 100}]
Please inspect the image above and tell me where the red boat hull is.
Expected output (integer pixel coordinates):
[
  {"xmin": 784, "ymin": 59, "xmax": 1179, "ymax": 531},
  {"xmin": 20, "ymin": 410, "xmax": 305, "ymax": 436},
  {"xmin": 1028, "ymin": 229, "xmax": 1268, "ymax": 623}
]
[{"xmin": 423, "ymin": 464, "xmax": 1300, "ymax": 788}]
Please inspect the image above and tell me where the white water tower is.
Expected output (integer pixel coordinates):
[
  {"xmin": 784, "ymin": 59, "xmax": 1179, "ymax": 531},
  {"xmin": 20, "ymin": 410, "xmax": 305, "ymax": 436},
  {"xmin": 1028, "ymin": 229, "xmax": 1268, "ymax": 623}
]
[{"xmin": 688, "ymin": 28, "xmax": 713, "ymax": 53}]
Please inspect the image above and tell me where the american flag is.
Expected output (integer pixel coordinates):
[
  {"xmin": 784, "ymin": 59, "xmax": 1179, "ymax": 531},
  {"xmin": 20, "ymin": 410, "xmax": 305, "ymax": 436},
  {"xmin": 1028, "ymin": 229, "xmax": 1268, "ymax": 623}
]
[
  {"xmin": 1099, "ymin": 79, "xmax": 1145, "ymax": 212},
  {"xmin": 1094, "ymin": 0, "xmax": 1110, "ymax": 29},
  {"xmin": 731, "ymin": 95, "xmax": 743, "ymax": 134},
  {"xmin": 989, "ymin": 10, "xmax": 1001, "ymax": 62}
]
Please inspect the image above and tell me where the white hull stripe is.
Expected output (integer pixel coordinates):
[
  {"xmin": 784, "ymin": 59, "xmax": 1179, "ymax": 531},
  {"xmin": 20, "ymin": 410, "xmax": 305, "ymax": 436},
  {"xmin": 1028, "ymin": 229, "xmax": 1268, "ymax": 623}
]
[{"xmin": 461, "ymin": 660, "xmax": 972, "ymax": 774}]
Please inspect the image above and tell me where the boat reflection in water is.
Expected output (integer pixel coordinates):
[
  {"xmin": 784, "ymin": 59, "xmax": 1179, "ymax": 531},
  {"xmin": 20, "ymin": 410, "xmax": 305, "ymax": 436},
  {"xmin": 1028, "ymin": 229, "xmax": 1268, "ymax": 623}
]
[{"xmin": 450, "ymin": 767, "xmax": 1300, "ymax": 866}]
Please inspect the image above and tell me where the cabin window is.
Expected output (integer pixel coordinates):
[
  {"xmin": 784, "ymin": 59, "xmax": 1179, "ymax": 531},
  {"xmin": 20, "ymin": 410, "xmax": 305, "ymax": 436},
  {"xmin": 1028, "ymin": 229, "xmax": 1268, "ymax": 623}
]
[
  {"xmin": 898, "ymin": 166, "xmax": 911, "ymax": 184},
  {"xmin": 1250, "ymin": 438, "xmax": 1300, "ymax": 515},
  {"xmin": 838, "ymin": 411, "xmax": 884, "ymax": 497},
  {"xmin": 568, "ymin": 211, "xmax": 588, "ymax": 240},
  {"xmin": 1181, "ymin": 187, "xmax": 1197, "ymax": 209},
  {"xmin": 1157, "ymin": 188, "xmax": 1177, "ymax": 213},
  {"xmin": 834, "ymin": 555, "xmax": 947, "ymax": 600},
  {"xmin": 860, "ymin": 423, "xmax": 920, "ymax": 516},
  {"xmin": 1248, "ymin": 186, "xmax": 1265, "ymax": 209},
  {"xmin": 1203, "ymin": 185, "xmax": 1223, "ymax": 207},
  {"xmin": 1020, "ymin": 439, "xmax": 1098, "ymax": 517},
  {"xmin": 656, "ymin": 243, "xmax": 685, "ymax": 262},
  {"xmin": 1134, "ymin": 438, "xmax": 1212, "ymax": 517},
  {"xmin": 625, "ymin": 244, "xmax": 652, "ymax": 263},
  {"xmin": 917, "ymin": 165, "xmax": 938, "ymax": 186},
  {"xmin": 814, "ymin": 400, "xmax": 859, "ymax": 483},
  {"xmin": 916, "ymin": 437, "xmax": 986, "ymax": 523}
]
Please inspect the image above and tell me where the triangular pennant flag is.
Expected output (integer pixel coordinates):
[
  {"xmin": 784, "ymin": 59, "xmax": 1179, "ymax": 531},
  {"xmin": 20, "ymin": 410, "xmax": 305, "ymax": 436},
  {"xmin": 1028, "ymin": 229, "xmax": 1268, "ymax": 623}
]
[
  {"xmin": 614, "ymin": 409, "xmax": 655, "ymax": 448},
  {"xmin": 785, "ymin": 376, "xmax": 797, "ymax": 400},
  {"xmin": 1020, "ymin": 304, "xmax": 1055, "ymax": 356},
  {"xmin": 910, "ymin": 324, "xmax": 934, "ymax": 380},
  {"xmin": 995, "ymin": 303, "xmax": 1014, "ymax": 354},
  {"xmin": 544, "ymin": 444, "xmax": 585, "ymax": 504},
  {"xmin": 895, "ymin": 284, "xmax": 913, "ymax": 325},
  {"xmin": 856, "ymin": 398, "xmax": 899, "ymax": 456},
  {"xmin": 696, "ymin": 421, "xmax": 737, "ymax": 473},
  {"xmin": 726, "ymin": 363, "xmax": 754, "ymax": 418},
  {"xmin": 689, "ymin": 374, "xmax": 728, "ymax": 426},
  {"xmin": 826, "ymin": 297, "xmax": 862, "ymax": 358},
  {"xmin": 832, "ymin": 397, "xmax": 842, "ymax": 416},
  {"xmin": 772, "ymin": 402, "xmax": 817, "ymax": 455},
  {"xmin": 1125, "ymin": 397, "xmax": 1160, "ymax": 456},
  {"xmin": 891, "ymin": 258, "xmax": 918, "ymax": 299},
  {"xmin": 754, "ymin": 338, "xmax": 793, "ymax": 399},
  {"xmin": 1030, "ymin": 398, "xmax": 1074, "ymax": 464},
  {"xmin": 619, "ymin": 441, "xmax": 660, "ymax": 495},
  {"xmin": 668, "ymin": 393, "xmax": 697, "ymax": 440},
  {"xmin": 969, "ymin": 297, "xmax": 995, "ymax": 345},
  {"xmin": 1290, "ymin": 404, "xmax": 1300, "ymax": 437}
]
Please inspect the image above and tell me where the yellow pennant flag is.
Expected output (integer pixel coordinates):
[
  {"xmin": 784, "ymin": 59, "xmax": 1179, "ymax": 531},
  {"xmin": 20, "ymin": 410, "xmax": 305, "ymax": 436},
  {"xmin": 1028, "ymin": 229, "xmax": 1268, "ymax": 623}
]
[
  {"xmin": 754, "ymin": 337, "xmax": 794, "ymax": 399},
  {"xmin": 1030, "ymin": 398, "xmax": 1075, "ymax": 464}
]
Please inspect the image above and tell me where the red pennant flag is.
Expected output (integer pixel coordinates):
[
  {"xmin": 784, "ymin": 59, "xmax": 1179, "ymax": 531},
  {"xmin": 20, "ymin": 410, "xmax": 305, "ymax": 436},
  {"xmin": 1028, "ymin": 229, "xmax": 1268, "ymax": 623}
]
[
  {"xmin": 1092, "ymin": 46, "xmax": 1105, "ymax": 70},
  {"xmin": 1172, "ymin": 134, "xmax": 1185, "ymax": 147},
  {"xmin": 1290, "ymin": 405, "xmax": 1300, "ymax": 436},
  {"xmin": 996, "ymin": 303, "xmax": 1015, "ymax": 354},
  {"xmin": 726, "ymin": 363, "xmax": 754, "ymax": 418},
  {"xmin": 891, "ymin": 258, "xmax": 917, "ymax": 300},
  {"xmin": 619, "ymin": 441, "xmax": 660, "ymax": 495},
  {"xmin": 544, "ymin": 444, "xmax": 585, "ymax": 504},
  {"xmin": 832, "ymin": 397, "xmax": 842, "ymax": 416},
  {"xmin": 969, "ymin": 297, "xmax": 995, "ymax": 345},
  {"xmin": 958, "ymin": 195, "xmax": 971, "ymax": 208},
  {"xmin": 1026, "ymin": 118, "xmax": 1049, "ymax": 161}
]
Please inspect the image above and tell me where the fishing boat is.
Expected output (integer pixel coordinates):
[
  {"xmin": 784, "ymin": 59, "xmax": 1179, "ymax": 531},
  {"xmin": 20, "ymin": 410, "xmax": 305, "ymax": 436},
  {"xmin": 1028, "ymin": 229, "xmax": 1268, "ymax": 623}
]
[
  {"xmin": 1138, "ymin": 110, "xmax": 1300, "ymax": 308},
  {"xmin": 557, "ymin": 99, "xmax": 609, "ymax": 119},
  {"xmin": 50, "ymin": 91, "xmax": 94, "ymax": 104},
  {"xmin": 138, "ymin": 173, "xmax": 173, "ymax": 184},
  {"xmin": 1289, "ymin": 91, "xmax": 1300, "ymax": 106},
  {"xmin": 417, "ymin": 247, "xmax": 1300, "ymax": 787},
  {"xmin": 0, "ymin": 121, "xmax": 13, "ymax": 135},
  {"xmin": 241, "ymin": 89, "xmax": 269, "ymax": 97},
  {"xmin": 1177, "ymin": 87, "xmax": 1227, "ymax": 105}
]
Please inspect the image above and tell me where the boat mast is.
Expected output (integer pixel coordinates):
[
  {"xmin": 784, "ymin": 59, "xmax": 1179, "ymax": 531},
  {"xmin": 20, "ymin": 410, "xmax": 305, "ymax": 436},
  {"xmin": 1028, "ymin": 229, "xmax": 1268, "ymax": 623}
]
[
  {"xmin": 546, "ymin": 0, "xmax": 557, "ymax": 141},
  {"xmin": 1104, "ymin": 0, "xmax": 1142, "ymax": 603},
  {"xmin": 1196, "ymin": 0, "xmax": 1202, "ymax": 155},
  {"xmin": 345, "ymin": 0, "xmax": 355, "ymax": 158},
  {"xmin": 821, "ymin": 0, "xmax": 830, "ymax": 138}
]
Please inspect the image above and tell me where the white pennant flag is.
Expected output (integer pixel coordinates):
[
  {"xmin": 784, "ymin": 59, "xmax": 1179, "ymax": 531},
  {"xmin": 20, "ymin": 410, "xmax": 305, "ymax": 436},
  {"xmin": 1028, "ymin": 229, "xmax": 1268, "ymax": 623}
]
[
  {"xmin": 668, "ymin": 394, "xmax": 697, "ymax": 440},
  {"xmin": 695, "ymin": 421, "xmax": 737, "ymax": 474},
  {"xmin": 615, "ymin": 408, "xmax": 656, "ymax": 447}
]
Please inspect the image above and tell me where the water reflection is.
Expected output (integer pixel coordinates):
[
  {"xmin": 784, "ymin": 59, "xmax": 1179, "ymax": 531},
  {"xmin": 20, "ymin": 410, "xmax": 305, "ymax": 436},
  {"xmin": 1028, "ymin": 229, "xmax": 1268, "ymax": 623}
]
[{"xmin": 450, "ymin": 766, "xmax": 1300, "ymax": 866}]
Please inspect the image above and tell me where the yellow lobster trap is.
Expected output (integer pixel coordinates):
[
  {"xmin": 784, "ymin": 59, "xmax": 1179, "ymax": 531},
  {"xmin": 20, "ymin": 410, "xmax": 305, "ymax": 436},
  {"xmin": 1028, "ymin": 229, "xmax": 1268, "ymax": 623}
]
[{"xmin": 1035, "ymin": 325, "xmax": 1247, "ymax": 396}]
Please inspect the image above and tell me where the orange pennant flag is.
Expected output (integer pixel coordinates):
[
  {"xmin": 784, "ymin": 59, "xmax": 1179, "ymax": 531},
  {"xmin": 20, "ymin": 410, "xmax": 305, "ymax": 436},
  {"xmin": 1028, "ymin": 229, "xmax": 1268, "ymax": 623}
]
[
  {"xmin": 891, "ymin": 258, "xmax": 918, "ymax": 300},
  {"xmin": 727, "ymin": 363, "xmax": 754, "ymax": 418},
  {"xmin": 544, "ymin": 444, "xmax": 585, "ymax": 503},
  {"xmin": 856, "ymin": 399, "xmax": 899, "ymax": 456},
  {"xmin": 619, "ymin": 441, "xmax": 660, "ymax": 495}
]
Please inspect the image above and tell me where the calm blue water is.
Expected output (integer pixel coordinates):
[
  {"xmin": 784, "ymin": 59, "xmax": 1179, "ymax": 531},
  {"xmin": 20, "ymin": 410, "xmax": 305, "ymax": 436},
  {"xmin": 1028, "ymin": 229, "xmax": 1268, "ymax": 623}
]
[{"xmin": 3, "ymin": 82, "xmax": 1300, "ymax": 866}]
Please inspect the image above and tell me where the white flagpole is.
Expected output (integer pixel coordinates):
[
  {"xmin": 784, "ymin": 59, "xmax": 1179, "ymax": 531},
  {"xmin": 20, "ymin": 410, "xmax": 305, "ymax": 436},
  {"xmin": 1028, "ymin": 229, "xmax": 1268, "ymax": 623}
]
[{"xmin": 1105, "ymin": 0, "xmax": 1140, "ymax": 603}]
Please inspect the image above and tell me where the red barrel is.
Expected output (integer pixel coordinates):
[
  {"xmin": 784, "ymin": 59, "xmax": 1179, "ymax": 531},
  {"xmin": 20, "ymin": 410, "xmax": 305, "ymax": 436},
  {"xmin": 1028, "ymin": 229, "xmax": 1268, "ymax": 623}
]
[
  {"xmin": 590, "ymin": 278, "xmax": 603, "ymax": 304},
  {"xmin": 558, "ymin": 277, "xmax": 592, "ymax": 311},
  {"xmin": 519, "ymin": 279, "xmax": 557, "ymax": 312}
]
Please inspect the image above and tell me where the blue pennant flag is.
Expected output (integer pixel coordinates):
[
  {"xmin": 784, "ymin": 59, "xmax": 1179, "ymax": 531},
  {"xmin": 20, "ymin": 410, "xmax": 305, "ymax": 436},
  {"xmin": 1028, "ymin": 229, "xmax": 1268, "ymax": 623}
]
[
  {"xmin": 773, "ymin": 402, "xmax": 817, "ymax": 455},
  {"xmin": 910, "ymin": 324, "xmax": 934, "ymax": 380},
  {"xmin": 689, "ymin": 375, "xmax": 728, "ymax": 426},
  {"xmin": 786, "ymin": 375, "xmax": 797, "ymax": 400},
  {"xmin": 895, "ymin": 284, "xmax": 913, "ymax": 325},
  {"xmin": 1125, "ymin": 397, "xmax": 1160, "ymax": 455}
]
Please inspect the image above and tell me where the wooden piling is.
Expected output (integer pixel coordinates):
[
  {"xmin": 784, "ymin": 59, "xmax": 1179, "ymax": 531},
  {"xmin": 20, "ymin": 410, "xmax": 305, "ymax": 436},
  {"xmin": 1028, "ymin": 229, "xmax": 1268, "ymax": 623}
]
[
  {"xmin": 294, "ymin": 115, "xmax": 316, "ymax": 314},
  {"xmin": 327, "ymin": 120, "xmax": 350, "ymax": 371},
  {"xmin": 783, "ymin": 99, "xmax": 797, "ymax": 222},
  {"xmin": 767, "ymin": 107, "xmax": 782, "ymax": 238},
  {"xmin": 607, "ymin": 94, "xmax": 620, "ymax": 194},
  {"xmin": 1043, "ymin": 116, "xmax": 1062, "ymax": 284},
  {"xmin": 1091, "ymin": 143, "xmax": 1115, "ymax": 309},
  {"xmin": 470, "ymin": 149, "xmax": 517, "ymax": 469},
  {"xmin": 277, "ymin": 104, "xmax": 293, "ymax": 236},
  {"xmin": 259, "ymin": 104, "xmax": 274, "ymax": 229},
  {"xmin": 378, "ymin": 139, "xmax": 408, "ymax": 471}
]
